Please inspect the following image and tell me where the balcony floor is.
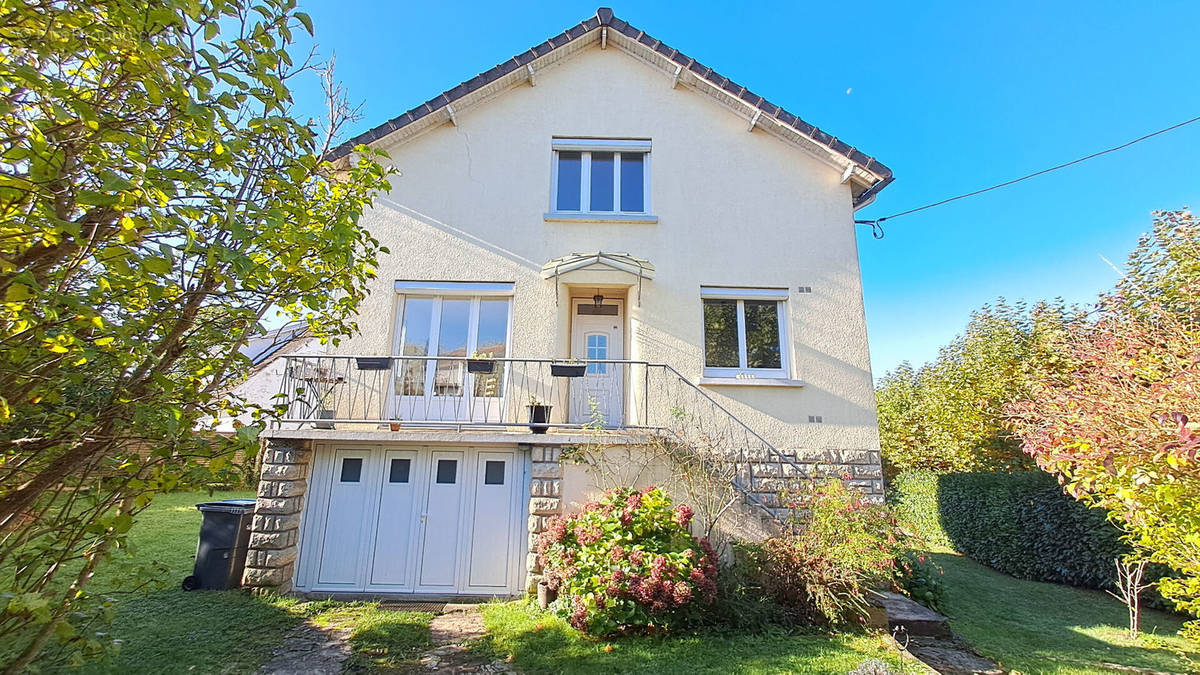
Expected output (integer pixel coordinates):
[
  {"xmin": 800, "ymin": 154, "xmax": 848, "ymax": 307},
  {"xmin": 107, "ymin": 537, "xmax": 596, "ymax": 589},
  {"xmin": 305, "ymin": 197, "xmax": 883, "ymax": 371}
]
[{"xmin": 263, "ymin": 427, "xmax": 660, "ymax": 447}]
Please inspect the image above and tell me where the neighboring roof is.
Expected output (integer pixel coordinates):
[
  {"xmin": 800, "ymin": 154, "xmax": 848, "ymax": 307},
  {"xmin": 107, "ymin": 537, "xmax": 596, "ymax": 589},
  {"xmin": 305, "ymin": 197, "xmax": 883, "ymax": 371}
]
[
  {"xmin": 330, "ymin": 8, "xmax": 893, "ymax": 207},
  {"xmin": 241, "ymin": 320, "xmax": 311, "ymax": 367}
]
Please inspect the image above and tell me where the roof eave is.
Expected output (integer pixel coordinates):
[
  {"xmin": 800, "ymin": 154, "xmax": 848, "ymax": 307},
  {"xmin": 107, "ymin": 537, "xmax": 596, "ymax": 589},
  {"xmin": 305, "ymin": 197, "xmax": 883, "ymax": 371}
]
[{"xmin": 328, "ymin": 8, "xmax": 892, "ymax": 196}]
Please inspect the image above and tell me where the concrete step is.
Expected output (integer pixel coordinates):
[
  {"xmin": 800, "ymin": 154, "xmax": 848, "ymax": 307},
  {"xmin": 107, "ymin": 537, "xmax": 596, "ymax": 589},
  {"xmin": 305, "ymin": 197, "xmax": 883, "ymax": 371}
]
[{"xmin": 871, "ymin": 590, "xmax": 951, "ymax": 639}]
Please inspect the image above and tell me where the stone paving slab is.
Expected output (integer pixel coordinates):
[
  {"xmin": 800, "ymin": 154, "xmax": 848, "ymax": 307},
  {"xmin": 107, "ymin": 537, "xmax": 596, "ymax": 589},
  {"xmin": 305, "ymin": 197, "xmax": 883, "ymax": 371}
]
[{"xmin": 259, "ymin": 622, "xmax": 352, "ymax": 675}]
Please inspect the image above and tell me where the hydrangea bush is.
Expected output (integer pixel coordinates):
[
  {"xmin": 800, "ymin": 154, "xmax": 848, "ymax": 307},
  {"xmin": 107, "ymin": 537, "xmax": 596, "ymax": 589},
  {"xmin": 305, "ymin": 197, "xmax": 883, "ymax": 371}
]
[{"xmin": 537, "ymin": 486, "xmax": 717, "ymax": 635}]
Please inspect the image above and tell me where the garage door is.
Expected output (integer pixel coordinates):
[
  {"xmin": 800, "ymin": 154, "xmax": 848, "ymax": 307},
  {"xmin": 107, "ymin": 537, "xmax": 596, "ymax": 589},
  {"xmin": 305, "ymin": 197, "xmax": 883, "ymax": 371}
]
[{"xmin": 295, "ymin": 445, "xmax": 528, "ymax": 595}]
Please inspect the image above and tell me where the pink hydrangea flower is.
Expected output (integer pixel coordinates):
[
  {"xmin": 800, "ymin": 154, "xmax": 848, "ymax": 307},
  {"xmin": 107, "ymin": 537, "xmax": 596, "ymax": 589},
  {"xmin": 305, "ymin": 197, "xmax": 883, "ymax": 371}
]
[{"xmin": 673, "ymin": 504, "xmax": 694, "ymax": 528}]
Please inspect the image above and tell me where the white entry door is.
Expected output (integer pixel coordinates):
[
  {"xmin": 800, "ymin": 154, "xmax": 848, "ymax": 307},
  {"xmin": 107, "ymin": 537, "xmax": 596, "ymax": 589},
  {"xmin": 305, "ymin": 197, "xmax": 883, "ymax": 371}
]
[{"xmin": 569, "ymin": 298, "xmax": 624, "ymax": 426}]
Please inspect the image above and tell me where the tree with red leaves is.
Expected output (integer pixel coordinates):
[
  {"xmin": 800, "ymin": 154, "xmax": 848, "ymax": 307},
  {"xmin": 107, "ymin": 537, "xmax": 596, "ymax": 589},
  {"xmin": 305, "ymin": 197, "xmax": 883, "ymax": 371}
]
[{"xmin": 1007, "ymin": 209, "xmax": 1200, "ymax": 643}]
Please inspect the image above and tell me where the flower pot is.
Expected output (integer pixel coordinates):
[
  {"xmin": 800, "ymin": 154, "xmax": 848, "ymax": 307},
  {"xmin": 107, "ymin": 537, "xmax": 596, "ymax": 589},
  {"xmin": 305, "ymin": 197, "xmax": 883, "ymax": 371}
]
[
  {"xmin": 550, "ymin": 363, "xmax": 587, "ymax": 378},
  {"xmin": 389, "ymin": 422, "xmax": 403, "ymax": 431},
  {"xmin": 537, "ymin": 580, "xmax": 557, "ymax": 609},
  {"xmin": 467, "ymin": 359, "xmax": 495, "ymax": 374},
  {"xmin": 527, "ymin": 404, "xmax": 552, "ymax": 434},
  {"xmin": 315, "ymin": 409, "xmax": 335, "ymax": 429}
]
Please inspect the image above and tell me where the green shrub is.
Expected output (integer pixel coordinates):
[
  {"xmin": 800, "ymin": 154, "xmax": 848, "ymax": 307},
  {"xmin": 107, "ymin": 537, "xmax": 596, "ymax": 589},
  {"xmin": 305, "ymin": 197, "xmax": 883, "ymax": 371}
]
[
  {"xmin": 890, "ymin": 470, "xmax": 1130, "ymax": 589},
  {"xmin": 896, "ymin": 551, "xmax": 947, "ymax": 613},
  {"xmin": 699, "ymin": 544, "xmax": 789, "ymax": 632},
  {"xmin": 886, "ymin": 470, "xmax": 954, "ymax": 551},
  {"xmin": 536, "ymin": 487, "xmax": 717, "ymax": 635},
  {"xmin": 752, "ymin": 479, "xmax": 907, "ymax": 627}
]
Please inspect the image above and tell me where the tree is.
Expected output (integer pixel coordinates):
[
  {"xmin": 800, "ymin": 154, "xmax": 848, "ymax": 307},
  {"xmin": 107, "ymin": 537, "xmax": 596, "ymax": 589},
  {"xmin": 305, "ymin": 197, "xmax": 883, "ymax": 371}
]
[
  {"xmin": 876, "ymin": 300, "xmax": 1077, "ymax": 476},
  {"xmin": 1117, "ymin": 209, "xmax": 1200, "ymax": 321},
  {"xmin": 0, "ymin": 0, "xmax": 392, "ymax": 669},
  {"xmin": 1007, "ymin": 210, "xmax": 1200, "ymax": 643}
]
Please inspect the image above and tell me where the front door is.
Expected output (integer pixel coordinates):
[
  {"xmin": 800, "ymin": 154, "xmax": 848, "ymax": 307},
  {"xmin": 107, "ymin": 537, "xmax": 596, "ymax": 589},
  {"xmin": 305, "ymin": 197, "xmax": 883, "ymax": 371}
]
[{"xmin": 569, "ymin": 298, "xmax": 624, "ymax": 426}]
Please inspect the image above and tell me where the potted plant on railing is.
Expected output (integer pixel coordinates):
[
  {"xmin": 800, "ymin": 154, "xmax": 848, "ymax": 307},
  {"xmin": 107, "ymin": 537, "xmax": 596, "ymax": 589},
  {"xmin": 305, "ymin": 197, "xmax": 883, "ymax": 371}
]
[
  {"xmin": 527, "ymin": 395, "xmax": 552, "ymax": 434},
  {"xmin": 550, "ymin": 357, "xmax": 587, "ymax": 378},
  {"xmin": 467, "ymin": 351, "xmax": 496, "ymax": 374}
]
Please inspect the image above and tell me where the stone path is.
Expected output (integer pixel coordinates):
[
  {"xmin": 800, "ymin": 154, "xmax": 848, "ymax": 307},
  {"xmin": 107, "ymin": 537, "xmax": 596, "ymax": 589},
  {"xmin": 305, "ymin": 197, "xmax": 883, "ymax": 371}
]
[
  {"xmin": 900, "ymin": 634, "xmax": 1003, "ymax": 675},
  {"xmin": 259, "ymin": 621, "xmax": 353, "ymax": 674},
  {"xmin": 417, "ymin": 604, "xmax": 514, "ymax": 673},
  {"xmin": 873, "ymin": 591, "xmax": 1001, "ymax": 675}
]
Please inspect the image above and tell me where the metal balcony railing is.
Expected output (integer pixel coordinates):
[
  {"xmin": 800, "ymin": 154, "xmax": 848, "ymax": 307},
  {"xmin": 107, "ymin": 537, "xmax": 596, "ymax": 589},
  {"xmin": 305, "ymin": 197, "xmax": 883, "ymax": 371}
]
[{"xmin": 277, "ymin": 355, "xmax": 808, "ymax": 517}]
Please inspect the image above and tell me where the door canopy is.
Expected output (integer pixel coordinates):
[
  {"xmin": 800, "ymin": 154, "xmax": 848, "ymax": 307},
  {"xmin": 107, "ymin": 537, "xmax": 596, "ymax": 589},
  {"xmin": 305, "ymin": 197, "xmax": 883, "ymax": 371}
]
[{"xmin": 541, "ymin": 251, "xmax": 654, "ymax": 305}]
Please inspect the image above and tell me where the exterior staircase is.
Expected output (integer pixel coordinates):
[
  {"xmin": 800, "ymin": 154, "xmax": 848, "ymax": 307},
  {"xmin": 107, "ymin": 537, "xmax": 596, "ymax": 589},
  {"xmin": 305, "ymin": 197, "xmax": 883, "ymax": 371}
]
[{"xmin": 647, "ymin": 364, "xmax": 813, "ymax": 524}]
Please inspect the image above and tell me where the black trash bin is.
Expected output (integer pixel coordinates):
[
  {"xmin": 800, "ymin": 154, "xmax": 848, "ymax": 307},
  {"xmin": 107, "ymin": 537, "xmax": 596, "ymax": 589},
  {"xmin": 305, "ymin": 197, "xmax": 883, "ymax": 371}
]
[{"xmin": 182, "ymin": 499, "xmax": 257, "ymax": 591}]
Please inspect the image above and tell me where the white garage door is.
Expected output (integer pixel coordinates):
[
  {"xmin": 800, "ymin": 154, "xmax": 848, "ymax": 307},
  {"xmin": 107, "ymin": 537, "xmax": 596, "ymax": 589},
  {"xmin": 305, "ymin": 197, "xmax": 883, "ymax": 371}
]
[{"xmin": 295, "ymin": 444, "xmax": 528, "ymax": 595}]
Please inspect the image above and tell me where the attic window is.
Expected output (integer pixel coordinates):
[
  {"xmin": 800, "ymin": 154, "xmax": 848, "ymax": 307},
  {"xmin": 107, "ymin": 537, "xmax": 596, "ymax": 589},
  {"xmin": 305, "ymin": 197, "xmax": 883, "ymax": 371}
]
[{"xmin": 549, "ymin": 138, "xmax": 652, "ymax": 221}]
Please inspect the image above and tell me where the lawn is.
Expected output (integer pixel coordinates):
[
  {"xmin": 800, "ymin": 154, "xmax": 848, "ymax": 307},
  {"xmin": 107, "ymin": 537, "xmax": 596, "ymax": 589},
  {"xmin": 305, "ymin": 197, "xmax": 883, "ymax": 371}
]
[
  {"xmin": 475, "ymin": 600, "xmax": 918, "ymax": 674},
  {"xmin": 30, "ymin": 491, "xmax": 433, "ymax": 674},
  {"xmin": 934, "ymin": 552, "xmax": 1199, "ymax": 674},
  {"xmin": 30, "ymin": 491, "xmax": 920, "ymax": 674},
  {"xmin": 30, "ymin": 491, "xmax": 1200, "ymax": 674}
]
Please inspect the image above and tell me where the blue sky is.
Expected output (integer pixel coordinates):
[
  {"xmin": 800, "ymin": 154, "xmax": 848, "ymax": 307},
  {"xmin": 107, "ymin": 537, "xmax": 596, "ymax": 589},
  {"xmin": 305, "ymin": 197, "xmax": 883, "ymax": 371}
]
[{"xmin": 285, "ymin": 1, "xmax": 1200, "ymax": 377}]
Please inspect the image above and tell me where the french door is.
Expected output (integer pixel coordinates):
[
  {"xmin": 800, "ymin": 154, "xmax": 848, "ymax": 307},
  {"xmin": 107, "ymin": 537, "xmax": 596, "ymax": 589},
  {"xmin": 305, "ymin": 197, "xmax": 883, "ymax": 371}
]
[{"xmin": 392, "ymin": 295, "xmax": 511, "ymax": 423}]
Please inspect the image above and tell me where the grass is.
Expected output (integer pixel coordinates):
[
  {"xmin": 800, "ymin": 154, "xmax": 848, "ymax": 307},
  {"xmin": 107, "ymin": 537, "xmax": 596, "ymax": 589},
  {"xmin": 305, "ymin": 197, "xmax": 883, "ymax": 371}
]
[
  {"xmin": 475, "ymin": 600, "xmax": 920, "ymax": 674},
  {"xmin": 32, "ymin": 490, "xmax": 1200, "ymax": 674},
  {"xmin": 306, "ymin": 601, "xmax": 433, "ymax": 671},
  {"xmin": 56, "ymin": 490, "xmax": 298, "ymax": 674},
  {"xmin": 27, "ymin": 491, "xmax": 434, "ymax": 674},
  {"xmin": 934, "ymin": 552, "xmax": 1200, "ymax": 674}
]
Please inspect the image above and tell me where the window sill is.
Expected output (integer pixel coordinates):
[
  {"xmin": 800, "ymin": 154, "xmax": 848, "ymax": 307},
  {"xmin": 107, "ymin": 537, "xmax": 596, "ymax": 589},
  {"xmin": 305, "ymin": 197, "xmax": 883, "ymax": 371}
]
[
  {"xmin": 698, "ymin": 377, "xmax": 806, "ymax": 388},
  {"xmin": 544, "ymin": 212, "xmax": 658, "ymax": 224}
]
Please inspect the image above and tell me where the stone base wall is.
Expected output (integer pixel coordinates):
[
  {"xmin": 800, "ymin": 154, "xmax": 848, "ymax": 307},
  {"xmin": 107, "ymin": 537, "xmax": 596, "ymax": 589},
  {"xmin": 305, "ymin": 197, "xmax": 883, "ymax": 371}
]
[
  {"xmin": 242, "ymin": 438, "xmax": 312, "ymax": 594},
  {"xmin": 524, "ymin": 444, "xmax": 564, "ymax": 592},
  {"xmin": 237, "ymin": 438, "xmax": 875, "ymax": 596},
  {"xmin": 792, "ymin": 448, "xmax": 884, "ymax": 501}
]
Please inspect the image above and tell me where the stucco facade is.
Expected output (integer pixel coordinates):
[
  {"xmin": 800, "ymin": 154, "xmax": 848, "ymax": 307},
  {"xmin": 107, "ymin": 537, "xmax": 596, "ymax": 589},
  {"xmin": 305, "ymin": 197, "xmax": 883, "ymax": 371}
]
[
  {"xmin": 341, "ymin": 46, "xmax": 881, "ymax": 475},
  {"xmin": 245, "ymin": 12, "xmax": 889, "ymax": 597}
]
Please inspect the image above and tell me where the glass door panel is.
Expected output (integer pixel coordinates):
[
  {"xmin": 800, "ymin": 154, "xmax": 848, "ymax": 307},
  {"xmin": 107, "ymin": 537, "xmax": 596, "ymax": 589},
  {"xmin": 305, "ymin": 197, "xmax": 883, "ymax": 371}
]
[
  {"xmin": 394, "ymin": 296, "xmax": 511, "ymax": 424},
  {"xmin": 471, "ymin": 299, "xmax": 509, "ymax": 420},
  {"xmin": 434, "ymin": 299, "xmax": 471, "ymax": 392}
]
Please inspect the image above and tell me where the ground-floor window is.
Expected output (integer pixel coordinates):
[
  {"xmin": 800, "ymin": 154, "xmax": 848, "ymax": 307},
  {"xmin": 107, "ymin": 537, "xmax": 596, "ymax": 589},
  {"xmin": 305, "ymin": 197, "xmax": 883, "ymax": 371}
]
[{"xmin": 700, "ymin": 286, "xmax": 789, "ymax": 378}]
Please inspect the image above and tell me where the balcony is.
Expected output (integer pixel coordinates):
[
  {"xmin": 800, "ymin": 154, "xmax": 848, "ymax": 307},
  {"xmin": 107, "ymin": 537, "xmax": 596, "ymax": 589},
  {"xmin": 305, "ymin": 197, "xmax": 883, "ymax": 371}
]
[
  {"xmin": 276, "ymin": 354, "xmax": 809, "ymax": 518},
  {"xmin": 277, "ymin": 355, "xmax": 667, "ymax": 431}
]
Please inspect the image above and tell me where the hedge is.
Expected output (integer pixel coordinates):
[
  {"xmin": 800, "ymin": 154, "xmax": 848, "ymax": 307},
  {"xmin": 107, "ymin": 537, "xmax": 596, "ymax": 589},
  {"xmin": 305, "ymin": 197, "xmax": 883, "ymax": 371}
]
[
  {"xmin": 887, "ymin": 470, "xmax": 955, "ymax": 551},
  {"xmin": 888, "ymin": 470, "xmax": 1129, "ymax": 589}
]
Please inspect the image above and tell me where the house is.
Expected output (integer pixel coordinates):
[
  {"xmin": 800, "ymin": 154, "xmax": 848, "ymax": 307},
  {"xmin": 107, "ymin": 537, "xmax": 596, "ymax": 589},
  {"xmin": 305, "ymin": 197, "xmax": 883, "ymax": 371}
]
[
  {"xmin": 214, "ymin": 321, "xmax": 325, "ymax": 433},
  {"xmin": 242, "ymin": 8, "xmax": 892, "ymax": 599}
]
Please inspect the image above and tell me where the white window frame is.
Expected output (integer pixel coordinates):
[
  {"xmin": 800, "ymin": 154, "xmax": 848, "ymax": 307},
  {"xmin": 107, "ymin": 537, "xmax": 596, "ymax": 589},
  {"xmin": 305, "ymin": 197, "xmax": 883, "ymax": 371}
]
[
  {"xmin": 700, "ymin": 286, "xmax": 790, "ymax": 380},
  {"xmin": 548, "ymin": 138, "xmax": 652, "ymax": 219},
  {"xmin": 389, "ymin": 283, "xmax": 515, "ymax": 421}
]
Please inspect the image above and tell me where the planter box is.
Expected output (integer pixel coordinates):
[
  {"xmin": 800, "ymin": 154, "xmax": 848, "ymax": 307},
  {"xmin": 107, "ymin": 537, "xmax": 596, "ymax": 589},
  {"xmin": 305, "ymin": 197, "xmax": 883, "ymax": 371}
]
[
  {"xmin": 355, "ymin": 356, "xmax": 391, "ymax": 371},
  {"xmin": 550, "ymin": 363, "xmax": 587, "ymax": 378},
  {"xmin": 467, "ymin": 359, "xmax": 495, "ymax": 374},
  {"xmin": 527, "ymin": 404, "xmax": 552, "ymax": 434}
]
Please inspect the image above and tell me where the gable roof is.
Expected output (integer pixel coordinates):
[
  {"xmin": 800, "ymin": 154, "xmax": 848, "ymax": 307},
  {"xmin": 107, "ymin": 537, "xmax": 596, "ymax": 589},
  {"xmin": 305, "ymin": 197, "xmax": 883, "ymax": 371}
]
[{"xmin": 330, "ymin": 7, "xmax": 893, "ymax": 207}]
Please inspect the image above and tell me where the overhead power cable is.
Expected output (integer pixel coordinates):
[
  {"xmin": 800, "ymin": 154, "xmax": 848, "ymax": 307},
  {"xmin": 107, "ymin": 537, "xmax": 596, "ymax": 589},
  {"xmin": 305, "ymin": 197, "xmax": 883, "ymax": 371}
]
[{"xmin": 856, "ymin": 113, "xmax": 1200, "ymax": 239}]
